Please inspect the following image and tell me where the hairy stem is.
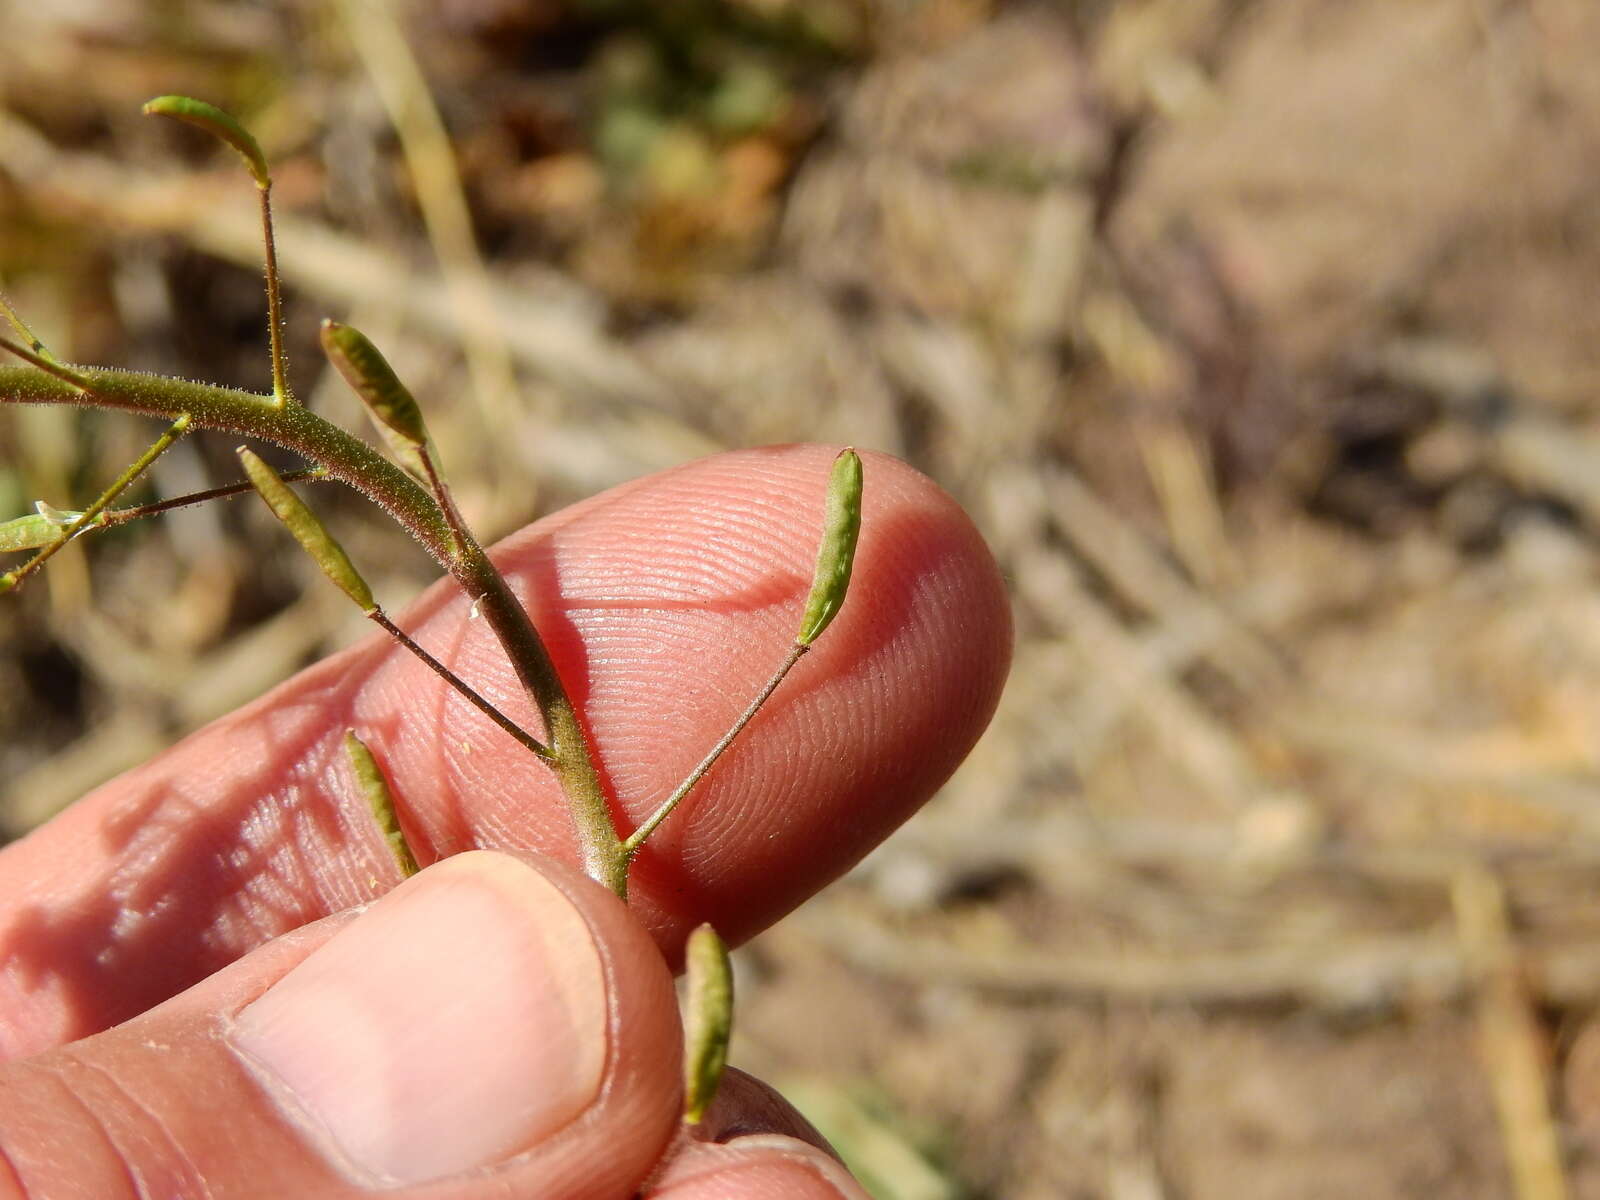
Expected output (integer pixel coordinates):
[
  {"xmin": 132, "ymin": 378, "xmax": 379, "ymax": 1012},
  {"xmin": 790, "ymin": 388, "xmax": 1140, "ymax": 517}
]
[
  {"xmin": 3, "ymin": 413, "xmax": 191, "ymax": 592},
  {"xmin": 418, "ymin": 445, "xmax": 471, "ymax": 563},
  {"xmin": 0, "ymin": 362, "xmax": 452, "ymax": 552},
  {"xmin": 453, "ymin": 551, "xmax": 627, "ymax": 894},
  {"xmin": 104, "ymin": 467, "xmax": 326, "ymax": 522},
  {"xmin": 0, "ymin": 360, "xmax": 627, "ymax": 893},
  {"xmin": 0, "ymin": 294, "xmax": 60, "ymax": 365},
  {"xmin": 259, "ymin": 186, "xmax": 291, "ymax": 408}
]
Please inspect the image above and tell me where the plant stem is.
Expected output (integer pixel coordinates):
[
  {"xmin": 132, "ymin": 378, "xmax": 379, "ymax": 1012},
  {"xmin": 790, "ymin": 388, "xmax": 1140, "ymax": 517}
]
[
  {"xmin": 0, "ymin": 361, "xmax": 453, "ymax": 555},
  {"xmin": 368, "ymin": 609, "xmax": 553, "ymax": 762},
  {"xmin": 0, "ymin": 333, "xmax": 97, "ymax": 390},
  {"xmin": 419, "ymin": 444, "xmax": 472, "ymax": 563},
  {"xmin": 259, "ymin": 186, "xmax": 291, "ymax": 408},
  {"xmin": 622, "ymin": 642, "xmax": 809, "ymax": 859},
  {"xmin": 0, "ymin": 360, "xmax": 627, "ymax": 893},
  {"xmin": 0, "ymin": 293, "xmax": 60, "ymax": 365},
  {"xmin": 0, "ymin": 473, "xmax": 326, "ymax": 558},
  {"xmin": 102, "ymin": 468, "xmax": 326, "ymax": 522},
  {"xmin": 2, "ymin": 413, "xmax": 191, "ymax": 592},
  {"xmin": 453, "ymin": 552, "xmax": 628, "ymax": 894}
]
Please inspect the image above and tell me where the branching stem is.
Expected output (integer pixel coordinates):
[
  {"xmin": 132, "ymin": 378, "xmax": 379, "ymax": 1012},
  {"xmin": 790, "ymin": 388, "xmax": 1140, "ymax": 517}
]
[
  {"xmin": 106, "ymin": 467, "xmax": 327, "ymax": 522},
  {"xmin": 0, "ymin": 469, "xmax": 326, "ymax": 549},
  {"xmin": 0, "ymin": 293, "xmax": 60, "ymax": 365},
  {"xmin": 0, "ymin": 357, "xmax": 627, "ymax": 893},
  {"xmin": 419, "ymin": 445, "xmax": 471, "ymax": 564},
  {"xmin": 2, "ymin": 413, "xmax": 191, "ymax": 592},
  {"xmin": 0, "ymin": 99, "xmax": 860, "ymax": 907}
]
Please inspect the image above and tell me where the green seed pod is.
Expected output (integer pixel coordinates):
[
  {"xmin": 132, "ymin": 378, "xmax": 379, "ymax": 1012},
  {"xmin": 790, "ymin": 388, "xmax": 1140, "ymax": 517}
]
[
  {"xmin": 344, "ymin": 731, "xmax": 420, "ymax": 878},
  {"xmin": 238, "ymin": 448, "xmax": 376, "ymax": 613},
  {"xmin": 795, "ymin": 448, "xmax": 864, "ymax": 646},
  {"xmin": 319, "ymin": 321, "xmax": 431, "ymax": 478},
  {"xmin": 142, "ymin": 95, "xmax": 271, "ymax": 190},
  {"xmin": 682, "ymin": 923, "xmax": 735, "ymax": 1125}
]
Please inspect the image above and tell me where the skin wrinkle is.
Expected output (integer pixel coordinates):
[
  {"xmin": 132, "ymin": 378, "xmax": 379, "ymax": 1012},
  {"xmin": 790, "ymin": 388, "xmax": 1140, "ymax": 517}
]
[
  {"xmin": 1, "ymin": 671, "xmax": 367, "ymax": 1052},
  {"xmin": 620, "ymin": 515, "xmax": 796, "ymax": 586},
  {"xmin": 648, "ymin": 1135, "xmax": 864, "ymax": 1199},
  {"xmin": 0, "ymin": 1135, "xmax": 26, "ymax": 1200},
  {"xmin": 538, "ymin": 453, "xmax": 823, "ymax": 574},
  {"xmin": 281, "ymin": 753, "xmax": 383, "ymax": 912},
  {"xmin": 65, "ymin": 1052, "xmax": 211, "ymax": 1199},
  {"xmin": 0, "ymin": 1058, "xmax": 142, "ymax": 1200}
]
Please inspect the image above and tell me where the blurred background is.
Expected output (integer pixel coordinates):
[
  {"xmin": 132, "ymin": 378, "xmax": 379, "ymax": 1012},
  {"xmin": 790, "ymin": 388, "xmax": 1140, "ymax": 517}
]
[{"xmin": 5, "ymin": 1, "xmax": 1600, "ymax": 1195}]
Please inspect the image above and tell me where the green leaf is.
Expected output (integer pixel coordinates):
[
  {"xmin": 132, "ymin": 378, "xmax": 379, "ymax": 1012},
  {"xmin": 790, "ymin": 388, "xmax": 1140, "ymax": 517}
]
[
  {"xmin": 142, "ymin": 95, "xmax": 271, "ymax": 190},
  {"xmin": 344, "ymin": 731, "xmax": 420, "ymax": 878},
  {"xmin": 33, "ymin": 501, "xmax": 83, "ymax": 527},
  {"xmin": 795, "ymin": 448, "xmax": 863, "ymax": 646},
  {"xmin": 319, "ymin": 321, "xmax": 430, "ymax": 478},
  {"xmin": 238, "ymin": 447, "xmax": 375, "ymax": 612},
  {"xmin": 682, "ymin": 923, "xmax": 735, "ymax": 1125},
  {"xmin": 0, "ymin": 512, "xmax": 68, "ymax": 553}
]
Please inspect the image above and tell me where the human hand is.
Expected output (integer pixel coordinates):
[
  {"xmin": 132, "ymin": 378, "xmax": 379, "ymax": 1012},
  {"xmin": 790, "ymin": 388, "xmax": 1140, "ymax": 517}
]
[{"xmin": 0, "ymin": 445, "xmax": 1010, "ymax": 1197}]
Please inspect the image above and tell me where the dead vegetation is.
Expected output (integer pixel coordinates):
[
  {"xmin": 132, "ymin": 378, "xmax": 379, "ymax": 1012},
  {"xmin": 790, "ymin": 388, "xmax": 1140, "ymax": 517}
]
[{"xmin": 7, "ymin": 1, "xmax": 1600, "ymax": 1195}]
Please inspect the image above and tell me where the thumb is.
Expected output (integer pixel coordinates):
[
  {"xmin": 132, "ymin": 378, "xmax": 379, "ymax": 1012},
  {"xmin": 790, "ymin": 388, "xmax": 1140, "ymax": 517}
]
[{"xmin": 0, "ymin": 852, "xmax": 685, "ymax": 1198}]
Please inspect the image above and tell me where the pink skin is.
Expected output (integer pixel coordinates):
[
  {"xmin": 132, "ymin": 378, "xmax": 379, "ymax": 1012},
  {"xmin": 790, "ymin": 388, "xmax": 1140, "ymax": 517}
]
[
  {"xmin": 0, "ymin": 445, "xmax": 1011, "ymax": 1196},
  {"xmin": 0, "ymin": 852, "xmax": 888, "ymax": 1196},
  {"xmin": 0, "ymin": 445, "xmax": 1012, "ymax": 1060}
]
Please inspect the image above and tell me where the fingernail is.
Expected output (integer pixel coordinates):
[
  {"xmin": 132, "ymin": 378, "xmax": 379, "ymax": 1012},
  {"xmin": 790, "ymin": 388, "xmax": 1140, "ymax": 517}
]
[{"xmin": 231, "ymin": 852, "xmax": 606, "ymax": 1186}]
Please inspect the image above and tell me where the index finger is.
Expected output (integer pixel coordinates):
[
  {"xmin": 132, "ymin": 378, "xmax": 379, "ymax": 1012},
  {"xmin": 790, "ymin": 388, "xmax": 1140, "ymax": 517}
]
[{"xmin": 0, "ymin": 445, "xmax": 1011, "ymax": 1059}]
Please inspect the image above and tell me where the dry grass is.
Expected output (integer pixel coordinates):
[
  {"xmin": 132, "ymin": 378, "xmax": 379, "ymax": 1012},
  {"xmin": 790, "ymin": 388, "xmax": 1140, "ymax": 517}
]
[{"xmin": 7, "ymin": 1, "xmax": 1600, "ymax": 1195}]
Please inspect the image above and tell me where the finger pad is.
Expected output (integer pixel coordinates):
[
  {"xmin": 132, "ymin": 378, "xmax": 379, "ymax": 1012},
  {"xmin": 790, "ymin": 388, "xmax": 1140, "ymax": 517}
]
[
  {"xmin": 469, "ymin": 446, "xmax": 1013, "ymax": 949},
  {"xmin": 0, "ymin": 446, "xmax": 1009, "ymax": 1051}
]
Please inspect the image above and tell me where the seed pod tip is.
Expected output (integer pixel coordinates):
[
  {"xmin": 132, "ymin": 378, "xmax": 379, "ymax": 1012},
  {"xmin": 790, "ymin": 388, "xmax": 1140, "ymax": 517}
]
[
  {"xmin": 143, "ymin": 94, "xmax": 270, "ymax": 189},
  {"xmin": 682, "ymin": 923, "xmax": 734, "ymax": 1125},
  {"xmin": 795, "ymin": 447, "xmax": 864, "ymax": 646}
]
